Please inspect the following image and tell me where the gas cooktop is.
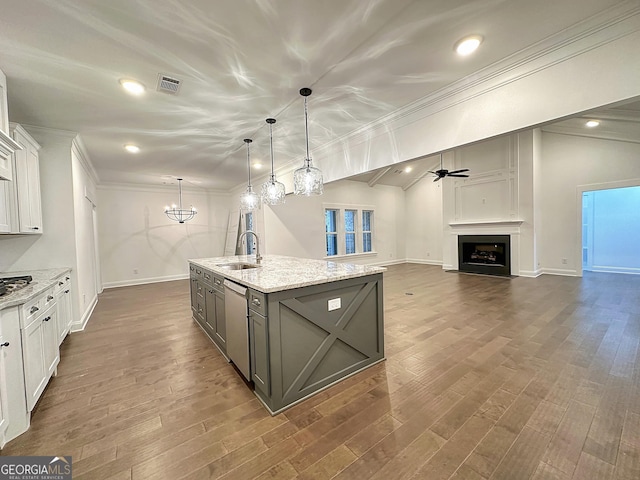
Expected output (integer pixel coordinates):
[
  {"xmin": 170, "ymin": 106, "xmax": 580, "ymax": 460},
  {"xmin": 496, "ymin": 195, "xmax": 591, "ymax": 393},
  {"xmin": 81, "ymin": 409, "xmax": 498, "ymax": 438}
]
[{"xmin": 0, "ymin": 275, "xmax": 33, "ymax": 296}]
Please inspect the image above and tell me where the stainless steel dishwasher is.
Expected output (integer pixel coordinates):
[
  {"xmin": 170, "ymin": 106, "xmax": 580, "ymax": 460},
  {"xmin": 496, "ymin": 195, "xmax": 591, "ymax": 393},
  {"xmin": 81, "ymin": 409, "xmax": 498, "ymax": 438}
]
[{"xmin": 223, "ymin": 279, "xmax": 250, "ymax": 380}]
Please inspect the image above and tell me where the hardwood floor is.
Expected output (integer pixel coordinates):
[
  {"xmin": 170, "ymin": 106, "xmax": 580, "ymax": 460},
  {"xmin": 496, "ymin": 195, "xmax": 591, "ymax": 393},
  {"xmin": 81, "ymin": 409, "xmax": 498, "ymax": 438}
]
[{"xmin": 2, "ymin": 264, "xmax": 639, "ymax": 479}]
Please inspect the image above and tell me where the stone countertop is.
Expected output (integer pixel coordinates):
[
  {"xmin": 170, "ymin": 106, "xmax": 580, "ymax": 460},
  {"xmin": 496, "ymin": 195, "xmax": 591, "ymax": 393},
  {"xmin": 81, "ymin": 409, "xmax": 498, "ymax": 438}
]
[
  {"xmin": 0, "ymin": 268, "xmax": 72, "ymax": 310},
  {"xmin": 189, "ymin": 255, "xmax": 386, "ymax": 293}
]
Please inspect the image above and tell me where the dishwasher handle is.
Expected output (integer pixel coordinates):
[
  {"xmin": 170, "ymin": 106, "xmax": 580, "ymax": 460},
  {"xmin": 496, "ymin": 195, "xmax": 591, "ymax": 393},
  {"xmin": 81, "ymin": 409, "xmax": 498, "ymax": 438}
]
[{"xmin": 223, "ymin": 279, "xmax": 247, "ymax": 296}]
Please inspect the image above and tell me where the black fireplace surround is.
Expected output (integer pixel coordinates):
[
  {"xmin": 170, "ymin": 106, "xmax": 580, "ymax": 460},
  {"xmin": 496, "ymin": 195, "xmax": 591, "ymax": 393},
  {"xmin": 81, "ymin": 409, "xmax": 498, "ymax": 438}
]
[{"xmin": 458, "ymin": 235, "xmax": 511, "ymax": 276}]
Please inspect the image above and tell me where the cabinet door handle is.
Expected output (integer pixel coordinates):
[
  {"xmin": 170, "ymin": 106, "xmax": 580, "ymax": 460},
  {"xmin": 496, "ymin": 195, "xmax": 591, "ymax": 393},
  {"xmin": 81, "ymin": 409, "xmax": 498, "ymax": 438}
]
[
  {"xmin": 64, "ymin": 290, "xmax": 70, "ymax": 294},
  {"xmin": 204, "ymin": 273, "xmax": 211, "ymax": 280},
  {"xmin": 58, "ymin": 281, "xmax": 64, "ymax": 286},
  {"xmin": 196, "ymin": 269, "xmax": 202, "ymax": 274},
  {"xmin": 0, "ymin": 342, "xmax": 9, "ymax": 348},
  {"xmin": 252, "ymin": 298, "xmax": 261, "ymax": 307},
  {"xmin": 47, "ymin": 295, "xmax": 54, "ymax": 301},
  {"xmin": 43, "ymin": 316, "xmax": 51, "ymax": 322},
  {"xmin": 31, "ymin": 226, "xmax": 40, "ymax": 230},
  {"xmin": 214, "ymin": 279, "xmax": 222, "ymax": 285},
  {"xmin": 30, "ymin": 306, "xmax": 39, "ymax": 314},
  {"xmin": 65, "ymin": 276, "xmax": 70, "ymax": 281}
]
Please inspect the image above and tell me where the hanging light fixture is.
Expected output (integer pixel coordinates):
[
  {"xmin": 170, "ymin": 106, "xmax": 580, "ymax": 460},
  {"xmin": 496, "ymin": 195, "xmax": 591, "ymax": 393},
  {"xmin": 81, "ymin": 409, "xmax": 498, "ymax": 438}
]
[
  {"xmin": 261, "ymin": 118, "xmax": 286, "ymax": 205},
  {"xmin": 293, "ymin": 88, "xmax": 323, "ymax": 196},
  {"xmin": 164, "ymin": 178, "xmax": 197, "ymax": 223},
  {"xmin": 239, "ymin": 138, "xmax": 261, "ymax": 211}
]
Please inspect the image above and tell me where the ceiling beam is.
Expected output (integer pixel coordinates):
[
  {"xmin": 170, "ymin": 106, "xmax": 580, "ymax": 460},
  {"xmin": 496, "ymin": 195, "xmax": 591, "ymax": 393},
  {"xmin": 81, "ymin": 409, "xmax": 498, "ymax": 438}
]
[{"xmin": 367, "ymin": 167, "xmax": 392, "ymax": 187}]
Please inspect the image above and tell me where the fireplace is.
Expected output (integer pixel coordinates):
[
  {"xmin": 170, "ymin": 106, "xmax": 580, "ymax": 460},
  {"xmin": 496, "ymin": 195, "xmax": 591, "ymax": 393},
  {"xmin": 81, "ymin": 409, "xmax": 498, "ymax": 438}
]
[{"xmin": 458, "ymin": 235, "xmax": 511, "ymax": 276}]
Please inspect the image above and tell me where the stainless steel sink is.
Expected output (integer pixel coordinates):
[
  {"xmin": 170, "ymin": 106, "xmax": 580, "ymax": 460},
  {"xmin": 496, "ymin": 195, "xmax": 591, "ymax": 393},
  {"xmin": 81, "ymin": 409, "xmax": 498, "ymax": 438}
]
[{"xmin": 216, "ymin": 263, "xmax": 260, "ymax": 270}]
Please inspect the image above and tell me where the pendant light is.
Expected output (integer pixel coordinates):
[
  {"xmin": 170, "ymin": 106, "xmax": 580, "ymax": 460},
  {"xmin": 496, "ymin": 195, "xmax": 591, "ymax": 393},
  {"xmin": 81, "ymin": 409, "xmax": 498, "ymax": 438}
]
[
  {"xmin": 293, "ymin": 88, "xmax": 323, "ymax": 196},
  {"xmin": 239, "ymin": 138, "xmax": 260, "ymax": 211},
  {"xmin": 164, "ymin": 178, "xmax": 197, "ymax": 223},
  {"xmin": 261, "ymin": 118, "xmax": 286, "ymax": 205}
]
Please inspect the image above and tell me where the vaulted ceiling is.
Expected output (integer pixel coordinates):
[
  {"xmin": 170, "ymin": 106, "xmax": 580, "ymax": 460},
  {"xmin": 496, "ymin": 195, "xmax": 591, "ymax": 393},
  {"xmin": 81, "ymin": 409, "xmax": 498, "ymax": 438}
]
[{"xmin": 0, "ymin": 0, "xmax": 633, "ymax": 190}]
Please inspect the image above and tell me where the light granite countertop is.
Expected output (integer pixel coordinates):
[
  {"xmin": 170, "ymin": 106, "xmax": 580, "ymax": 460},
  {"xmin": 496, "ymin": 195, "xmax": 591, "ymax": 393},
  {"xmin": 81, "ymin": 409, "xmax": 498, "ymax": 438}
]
[
  {"xmin": 189, "ymin": 255, "xmax": 386, "ymax": 293},
  {"xmin": 0, "ymin": 268, "xmax": 71, "ymax": 310}
]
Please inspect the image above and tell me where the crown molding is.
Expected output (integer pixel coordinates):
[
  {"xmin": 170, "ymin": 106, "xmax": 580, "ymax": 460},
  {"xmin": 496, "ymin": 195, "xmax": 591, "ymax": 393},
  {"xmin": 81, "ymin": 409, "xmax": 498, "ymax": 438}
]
[
  {"xmin": 312, "ymin": 2, "xmax": 640, "ymax": 160},
  {"xmin": 97, "ymin": 181, "xmax": 230, "ymax": 196},
  {"xmin": 541, "ymin": 124, "xmax": 640, "ymax": 144},
  {"xmin": 71, "ymin": 136, "xmax": 101, "ymax": 185}
]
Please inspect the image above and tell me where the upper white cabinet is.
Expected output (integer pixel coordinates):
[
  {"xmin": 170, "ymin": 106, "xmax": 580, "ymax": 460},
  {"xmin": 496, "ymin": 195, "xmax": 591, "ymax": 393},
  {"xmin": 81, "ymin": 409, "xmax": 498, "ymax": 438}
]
[
  {"xmin": 0, "ymin": 124, "xmax": 43, "ymax": 234},
  {"xmin": 0, "ymin": 68, "xmax": 20, "ymax": 181},
  {"xmin": 11, "ymin": 124, "xmax": 43, "ymax": 233}
]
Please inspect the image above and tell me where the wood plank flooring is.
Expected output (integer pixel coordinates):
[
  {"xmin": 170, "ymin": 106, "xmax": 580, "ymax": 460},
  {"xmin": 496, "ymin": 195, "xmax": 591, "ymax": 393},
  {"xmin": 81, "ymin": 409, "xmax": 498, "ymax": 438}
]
[{"xmin": 2, "ymin": 264, "xmax": 640, "ymax": 479}]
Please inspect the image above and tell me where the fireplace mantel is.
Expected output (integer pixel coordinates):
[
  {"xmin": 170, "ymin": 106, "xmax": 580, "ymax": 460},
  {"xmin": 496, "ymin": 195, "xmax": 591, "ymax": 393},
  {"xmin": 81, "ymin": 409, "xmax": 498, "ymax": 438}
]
[{"xmin": 449, "ymin": 220, "xmax": 524, "ymax": 228}]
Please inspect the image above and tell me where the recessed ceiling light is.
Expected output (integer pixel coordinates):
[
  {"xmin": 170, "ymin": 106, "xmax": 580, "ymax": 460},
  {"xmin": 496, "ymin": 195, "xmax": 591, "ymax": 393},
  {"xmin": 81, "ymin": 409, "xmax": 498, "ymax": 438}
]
[
  {"xmin": 455, "ymin": 35, "xmax": 483, "ymax": 56},
  {"xmin": 253, "ymin": 162, "xmax": 263, "ymax": 169},
  {"xmin": 119, "ymin": 79, "xmax": 145, "ymax": 95},
  {"xmin": 124, "ymin": 144, "xmax": 140, "ymax": 153},
  {"xmin": 585, "ymin": 120, "xmax": 600, "ymax": 128},
  {"xmin": 404, "ymin": 166, "xmax": 413, "ymax": 173}
]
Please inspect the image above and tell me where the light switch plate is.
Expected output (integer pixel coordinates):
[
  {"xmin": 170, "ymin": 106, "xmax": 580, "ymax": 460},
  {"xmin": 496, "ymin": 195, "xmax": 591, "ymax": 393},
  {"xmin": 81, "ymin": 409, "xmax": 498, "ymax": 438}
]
[{"xmin": 328, "ymin": 298, "xmax": 341, "ymax": 311}]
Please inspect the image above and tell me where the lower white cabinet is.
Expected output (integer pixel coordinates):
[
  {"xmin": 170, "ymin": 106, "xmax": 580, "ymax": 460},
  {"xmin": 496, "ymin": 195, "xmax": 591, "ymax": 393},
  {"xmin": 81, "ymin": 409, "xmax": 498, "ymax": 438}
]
[
  {"xmin": 55, "ymin": 275, "xmax": 72, "ymax": 345},
  {"xmin": 0, "ymin": 306, "xmax": 28, "ymax": 448},
  {"xmin": 20, "ymin": 291, "xmax": 60, "ymax": 412},
  {"xmin": 0, "ymin": 329, "xmax": 10, "ymax": 444}
]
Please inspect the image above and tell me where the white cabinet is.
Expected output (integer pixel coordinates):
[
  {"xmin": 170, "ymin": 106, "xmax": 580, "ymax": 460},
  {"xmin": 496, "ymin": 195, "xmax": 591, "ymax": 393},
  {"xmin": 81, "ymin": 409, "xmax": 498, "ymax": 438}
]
[
  {"xmin": 20, "ymin": 290, "xmax": 59, "ymax": 412},
  {"xmin": 0, "ymin": 306, "xmax": 28, "ymax": 448},
  {"xmin": 0, "ymin": 329, "xmax": 10, "ymax": 444},
  {"xmin": 0, "ymin": 68, "xmax": 19, "ymax": 182},
  {"xmin": 10, "ymin": 124, "xmax": 42, "ymax": 233},
  {"xmin": 55, "ymin": 275, "xmax": 72, "ymax": 345}
]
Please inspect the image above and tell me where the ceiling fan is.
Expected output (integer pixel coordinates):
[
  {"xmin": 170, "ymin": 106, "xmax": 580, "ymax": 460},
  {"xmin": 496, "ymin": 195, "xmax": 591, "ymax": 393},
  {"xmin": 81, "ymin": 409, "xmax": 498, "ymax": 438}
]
[{"xmin": 429, "ymin": 153, "xmax": 470, "ymax": 182}]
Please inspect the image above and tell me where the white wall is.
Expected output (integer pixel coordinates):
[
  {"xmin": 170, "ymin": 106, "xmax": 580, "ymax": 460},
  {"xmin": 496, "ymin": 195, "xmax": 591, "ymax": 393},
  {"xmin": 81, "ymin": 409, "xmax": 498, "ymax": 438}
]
[
  {"xmin": 98, "ymin": 185, "xmax": 231, "ymax": 287},
  {"xmin": 540, "ymin": 132, "xmax": 640, "ymax": 275},
  {"xmin": 404, "ymin": 165, "xmax": 443, "ymax": 265},
  {"xmin": 262, "ymin": 180, "xmax": 406, "ymax": 265},
  {"xmin": 71, "ymin": 144, "xmax": 99, "ymax": 326}
]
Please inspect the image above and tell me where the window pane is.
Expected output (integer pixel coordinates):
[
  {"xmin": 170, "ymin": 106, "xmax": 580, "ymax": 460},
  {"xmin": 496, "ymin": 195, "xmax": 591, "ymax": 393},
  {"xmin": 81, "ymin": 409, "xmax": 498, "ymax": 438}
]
[
  {"xmin": 346, "ymin": 233, "xmax": 356, "ymax": 254},
  {"xmin": 326, "ymin": 234, "xmax": 338, "ymax": 256},
  {"xmin": 363, "ymin": 232, "xmax": 372, "ymax": 252},
  {"xmin": 345, "ymin": 210, "xmax": 356, "ymax": 233},
  {"xmin": 245, "ymin": 212, "xmax": 254, "ymax": 254},
  {"xmin": 325, "ymin": 209, "xmax": 337, "ymax": 233},
  {"xmin": 362, "ymin": 211, "xmax": 372, "ymax": 231}
]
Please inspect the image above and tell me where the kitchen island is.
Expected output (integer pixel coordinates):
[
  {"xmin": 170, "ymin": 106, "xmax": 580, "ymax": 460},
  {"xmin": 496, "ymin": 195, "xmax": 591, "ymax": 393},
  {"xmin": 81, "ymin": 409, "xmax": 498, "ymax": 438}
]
[{"xmin": 188, "ymin": 255, "xmax": 385, "ymax": 414}]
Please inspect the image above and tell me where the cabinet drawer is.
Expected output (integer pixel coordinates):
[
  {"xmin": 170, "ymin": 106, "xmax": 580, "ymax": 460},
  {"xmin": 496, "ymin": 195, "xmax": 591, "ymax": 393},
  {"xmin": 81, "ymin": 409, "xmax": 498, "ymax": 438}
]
[
  {"xmin": 211, "ymin": 273, "xmax": 224, "ymax": 292},
  {"xmin": 21, "ymin": 297, "xmax": 42, "ymax": 328},
  {"xmin": 202, "ymin": 269, "xmax": 213, "ymax": 288},
  {"xmin": 43, "ymin": 287, "xmax": 56, "ymax": 309},
  {"xmin": 247, "ymin": 289, "xmax": 266, "ymax": 316}
]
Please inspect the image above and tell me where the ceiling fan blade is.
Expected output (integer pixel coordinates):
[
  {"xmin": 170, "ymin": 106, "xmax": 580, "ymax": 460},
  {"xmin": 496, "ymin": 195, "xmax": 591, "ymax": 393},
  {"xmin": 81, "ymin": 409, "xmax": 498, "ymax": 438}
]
[
  {"xmin": 427, "ymin": 171, "xmax": 437, "ymax": 174},
  {"xmin": 433, "ymin": 176, "xmax": 442, "ymax": 182},
  {"xmin": 448, "ymin": 169, "xmax": 469, "ymax": 174},
  {"xmin": 447, "ymin": 174, "xmax": 469, "ymax": 177}
]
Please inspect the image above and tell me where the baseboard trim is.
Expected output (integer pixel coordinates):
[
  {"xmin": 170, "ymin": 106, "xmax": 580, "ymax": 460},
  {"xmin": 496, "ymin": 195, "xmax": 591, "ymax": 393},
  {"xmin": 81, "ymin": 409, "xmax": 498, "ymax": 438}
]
[
  {"xmin": 588, "ymin": 266, "xmax": 640, "ymax": 275},
  {"xmin": 367, "ymin": 259, "xmax": 406, "ymax": 267},
  {"xmin": 103, "ymin": 273, "xmax": 190, "ymax": 289},
  {"xmin": 405, "ymin": 258, "xmax": 443, "ymax": 266},
  {"xmin": 71, "ymin": 294, "xmax": 98, "ymax": 332},
  {"xmin": 519, "ymin": 269, "xmax": 543, "ymax": 278},
  {"xmin": 541, "ymin": 268, "xmax": 579, "ymax": 277}
]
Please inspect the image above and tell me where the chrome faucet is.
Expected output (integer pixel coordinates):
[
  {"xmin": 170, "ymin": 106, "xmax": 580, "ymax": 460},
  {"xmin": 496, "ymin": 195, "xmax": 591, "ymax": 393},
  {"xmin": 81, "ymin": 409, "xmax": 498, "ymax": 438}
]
[{"xmin": 238, "ymin": 230, "xmax": 262, "ymax": 263}]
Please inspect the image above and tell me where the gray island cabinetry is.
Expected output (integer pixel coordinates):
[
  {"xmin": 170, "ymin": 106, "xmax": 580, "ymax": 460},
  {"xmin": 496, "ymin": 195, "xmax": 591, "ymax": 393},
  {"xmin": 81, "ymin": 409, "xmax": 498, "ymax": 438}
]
[{"xmin": 189, "ymin": 255, "xmax": 385, "ymax": 414}]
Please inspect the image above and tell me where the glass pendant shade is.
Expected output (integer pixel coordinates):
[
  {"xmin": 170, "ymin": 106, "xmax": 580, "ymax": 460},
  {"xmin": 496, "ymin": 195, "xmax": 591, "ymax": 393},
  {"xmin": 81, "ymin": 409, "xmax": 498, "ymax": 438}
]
[
  {"xmin": 261, "ymin": 118, "xmax": 286, "ymax": 205},
  {"xmin": 164, "ymin": 178, "xmax": 197, "ymax": 223},
  {"xmin": 240, "ymin": 138, "xmax": 260, "ymax": 211},
  {"xmin": 293, "ymin": 88, "xmax": 323, "ymax": 196}
]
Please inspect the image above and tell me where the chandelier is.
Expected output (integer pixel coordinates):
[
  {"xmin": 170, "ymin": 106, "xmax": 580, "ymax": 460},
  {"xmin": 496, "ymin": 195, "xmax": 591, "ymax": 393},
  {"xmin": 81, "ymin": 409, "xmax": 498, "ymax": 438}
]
[
  {"xmin": 293, "ymin": 88, "xmax": 323, "ymax": 196},
  {"xmin": 261, "ymin": 118, "xmax": 286, "ymax": 205},
  {"xmin": 239, "ymin": 138, "xmax": 261, "ymax": 211},
  {"xmin": 164, "ymin": 178, "xmax": 197, "ymax": 223}
]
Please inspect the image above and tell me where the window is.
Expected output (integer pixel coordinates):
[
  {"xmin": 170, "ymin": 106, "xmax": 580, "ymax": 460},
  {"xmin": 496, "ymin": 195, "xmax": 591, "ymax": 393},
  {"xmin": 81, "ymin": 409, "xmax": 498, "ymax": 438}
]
[
  {"xmin": 345, "ymin": 210, "xmax": 356, "ymax": 254},
  {"xmin": 362, "ymin": 210, "xmax": 373, "ymax": 252},
  {"xmin": 324, "ymin": 205, "xmax": 374, "ymax": 257},
  {"xmin": 243, "ymin": 212, "xmax": 254, "ymax": 254},
  {"xmin": 325, "ymin": 209, "xmax": 338, "ymax": 256}
]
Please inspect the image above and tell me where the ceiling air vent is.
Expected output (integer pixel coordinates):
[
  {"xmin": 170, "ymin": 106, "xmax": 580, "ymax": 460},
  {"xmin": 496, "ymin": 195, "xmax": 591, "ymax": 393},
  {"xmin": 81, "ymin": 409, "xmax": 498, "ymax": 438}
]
[{"xmin": 157, "ymin": 74, "xmax": 182, "ymax": 95}]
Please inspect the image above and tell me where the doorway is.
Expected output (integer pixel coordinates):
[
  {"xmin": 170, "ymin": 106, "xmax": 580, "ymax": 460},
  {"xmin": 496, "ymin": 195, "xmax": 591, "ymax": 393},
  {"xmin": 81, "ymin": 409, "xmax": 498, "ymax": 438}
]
[{"xmin": 581, "ymin": 186, "xmax": 640, "ymax": 274}]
